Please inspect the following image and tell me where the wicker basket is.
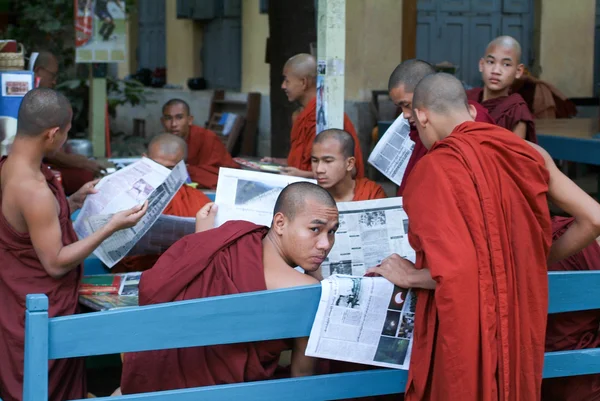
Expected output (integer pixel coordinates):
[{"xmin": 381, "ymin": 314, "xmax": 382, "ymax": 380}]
[{"xmin": 0, "ymin": 43, "xmax": 25, "ymax": 71}]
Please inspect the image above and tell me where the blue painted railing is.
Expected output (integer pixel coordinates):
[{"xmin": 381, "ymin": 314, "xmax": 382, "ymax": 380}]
[{"xmin": 23, "ymin": 271, "xmax": 600, "ymax": 400}]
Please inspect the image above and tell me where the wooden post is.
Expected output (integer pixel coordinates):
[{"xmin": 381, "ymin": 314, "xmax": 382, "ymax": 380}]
[
  {"xmin": 401, "ymin": 0, "xmax": 417, "ymax": 61},
  {"xmin": 23, "ymin": 294, "xmax": 49, "ymax": 401},
  {"xmin": 316, "ymin": 0, "xmax": 345, "ymax": 133},
  {"xmin": 89, "ymin": 65, "xmax": 107, "ymax": 158}
]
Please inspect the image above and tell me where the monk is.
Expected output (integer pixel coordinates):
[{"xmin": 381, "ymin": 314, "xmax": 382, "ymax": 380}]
[
  {"xmin": 120, "ymin": 182, "xmax": 338, "ymax": 393},
  {"xmin": 34, "ymin": 51, "xmax": 107, "ymax": 195},
  {"xmin": 388, "ymin": 59, "xmax": 495, "ymax": 196},
  {"xmin": 541, "ymin": 216, "xmax": 600, "ymax": 401},
  {"xmin": 312, "ymin": 129, "xmax": 386, "ymax": 202},
  {"xmin": 0, "ymin": 88, "xmax": 147, "ymax": 401},
  {"xmin": 112, "ymin": 134, "xmax": 211, "ymax": 273},
  {"xmin": 466, "ymin": 36, "xmax": 537, "ymax": 143},
  {"xmin": 263, "ymin": 54, "xmax": 364, "ymax": 179},
  {"xmin": 161, "ymin": 98, "xmax": 239, "ymax": 189},
  {"xmin": 367, "ymin": 73, "xmax": 600, "ymax": 401}
]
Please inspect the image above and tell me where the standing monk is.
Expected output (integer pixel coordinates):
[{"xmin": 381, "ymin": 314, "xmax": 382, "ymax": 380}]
[
  {"xmin": 466, "ymin": 36, "xmax": 537, "ymax": 142},
  {"xmin": 312, "ymin": 129, "xmax": 386, "ymax": 202},
  {"xmin": 368, "ymin": 73, "xmax": 600, "ymax": 401},
  {"xmin": 264, "ymin": 54, "xmax": 364, "ymax": 179},
  {"xmin": 0, "ymin": 88, "xmax": 147, "ymax": 401},
  {"xmin": 388, "ymin": 59, "xmax": 494, "ymax": 196},
  {"xmin": 161, "ymin": 98, "xmax": 239, "ymax": 189}
]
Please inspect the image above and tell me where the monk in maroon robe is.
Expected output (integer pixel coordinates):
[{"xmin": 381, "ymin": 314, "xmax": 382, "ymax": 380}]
[
  {"xmin": 0, "ymin": 89, "xmax": 147, "ymax": 401},
  {"xmin": 121, "ymin": 182, "xmax": 339, "ymax": 393}
]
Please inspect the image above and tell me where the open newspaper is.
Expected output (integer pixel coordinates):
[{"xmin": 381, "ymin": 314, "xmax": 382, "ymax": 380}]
[
  {"xmin": 368, "ymin": 114, "xmax": 414, "ymax": 186},
  {"xmin": 73, "ymin": 158, "xmax": 187, "ymax": 267},
  {"xmin": 127, "ymin": 214, "xmax": 196, "ymax": 256},
  {"xmin": 321, "ymin": 197, "xmax": 415, "ymax": 278},
  {"xmin": 306, "ymin": 274, "xmax": 415, "ymax": 370},
  {"xmin": 214, "ymin": 168, "xmax": 315, "ymax": 227}
]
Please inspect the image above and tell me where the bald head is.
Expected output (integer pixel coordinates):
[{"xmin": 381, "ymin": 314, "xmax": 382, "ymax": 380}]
[
  {"xmin": 485, "ymin": 36, "xmax": 522, "ymax": 64},
  {"xmin": 388, "ymin": 59, "xmax": 436, "ymax": 92},
  {"xmin": 33, "ymin": 51, "xmax": 59, "ymax": 89},
  {"xmin": 33, "ymin": 51, "xmax": 57, "ymax": 71},
  {"xmin": 284, "ymin": 53, "xmax": 317, "ymax": 80},
  {"xmin": 273, "ymin": 182, "xmax": 336, "ymax": 221},
  {"xmin": 17, "ymin": 88, "xmax": 72, "ymax": 137},
  {"xmin": 314, "ymin": 129, "xmax": 355, "ymax": 159},
  {"xmin": 162, "ymin": 98, "xmax": 190, "ymax": 115},
  {"xmin": 147, "ymin": 133, "xmax": 187, "ymax": 168},
  {"xmin": 413, "ymin": 73, "xmax": 469, "ymax": 114}
]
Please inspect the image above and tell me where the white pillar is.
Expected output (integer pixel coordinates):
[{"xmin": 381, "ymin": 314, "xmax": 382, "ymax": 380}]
[{"xmin": 316, "ymin": 0, "xmax": 345, "ymax": 134}]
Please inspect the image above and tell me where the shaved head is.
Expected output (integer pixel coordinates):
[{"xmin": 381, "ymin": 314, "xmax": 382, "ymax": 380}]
[
  {"xmin": 33, "ymin": 51, "xmax": 58, "ymax": 71},
  {"xmin": 273, "ymin": 182, "xmax": 336, "ymax": 221},
  {"xmin": 388, "ymin": 59, "xmax": 436, "ymax": 92},
  {"xmin": 148, "ymin": 133, "xmax": 188, "ymax": 160},
  {"xmin": 284, "ymin": 53, "xmax": 317, "ymax": 80},
  {"xmin": 314, "ymin": 129, "xmax": 355, "ymax": 159},
  {"xmin": 413, "ymin": 73, "xmax": 469, "ymax": 114},
  {"xmin": 485, "ymin": 36, "xmax": 522, "ymax": 63},
  {"xmin": 17, "ymin": 88, "xmax": 72, "ymax": 137},
  {"xmin": 162, "ymin": 98, "xmax": 190, "ymax": 115}
]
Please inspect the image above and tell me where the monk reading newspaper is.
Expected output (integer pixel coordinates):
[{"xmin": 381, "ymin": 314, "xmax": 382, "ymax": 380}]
[
  {"xmin": 466, "ymin": 36, "xmax": 537, "ymax": 143},
  {"xmin": 161, "ymin": 98, "xmax": 239, "ymax": 189},
  {"xmin": 0, "ymin": 88, "xmax": 147, "ymax": 401},
  {"xmin": 120, "ymin": 182, "xmax": 339, "ymax": 393},
  {"xmin": 312, "ymin": 129, "xmax": 386, "ymax": 202},
  {"xmin": 112, "ymin": 134, "xmax": 211, "ymax": 273},
  {"xmin": 367, "ymin": 73, "xmax": 600, "ymax": 401}
]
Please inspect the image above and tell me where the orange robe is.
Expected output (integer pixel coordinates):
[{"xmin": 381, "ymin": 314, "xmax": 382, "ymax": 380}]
[
  {"xmin": 288, "ymin": 97, "xmax": 365, "ymax": 178},
  {"xmin": 112, "ymin": 185, "xmax": 210, "ymax": 273},
  {"xmin": 185, "ymin": 125, "xmax": 239, "ymax": 189},
  {"xmin": 403, "ymin": 122, "xmax": 551, "ymax": 400},
  {"xmin": 352, "ymin": 178, "xmax": 386, "ymax": 201}
]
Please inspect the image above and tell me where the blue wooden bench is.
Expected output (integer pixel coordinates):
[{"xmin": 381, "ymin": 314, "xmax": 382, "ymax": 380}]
[{"xmin": 22, "ymin": 271, "xmax": 600, "ymax": 400}]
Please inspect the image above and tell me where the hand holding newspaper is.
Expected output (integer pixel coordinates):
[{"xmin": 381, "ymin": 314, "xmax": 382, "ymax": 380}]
[
  {"xmin": 306, "ymin": 274, "xmax": 415, "ymax": 370},
  {"xmin": 368, "ymin": 114, "xmax": 414, "ymax": 186}
]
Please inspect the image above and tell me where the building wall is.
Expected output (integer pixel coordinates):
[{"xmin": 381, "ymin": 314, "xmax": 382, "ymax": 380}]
[
  {"xmin": 165, "ymin": 0, "xmax": 203, "ymax": 87},
  {"xmin": 241, "ymin": 0, "xmax": 270, "ymax": 94}
]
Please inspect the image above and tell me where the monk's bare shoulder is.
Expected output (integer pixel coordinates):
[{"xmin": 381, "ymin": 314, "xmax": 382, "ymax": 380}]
[
  {"xmin": 525, "ymin": 141, "xmax": 553, "ymax": 169},
  {"xmin": 2, "ymin": 173, "xmax": 56, "ymax": 232},
  {"xmin": 265, "ymin": 266, "xmax": 319, "ymax": 290}
]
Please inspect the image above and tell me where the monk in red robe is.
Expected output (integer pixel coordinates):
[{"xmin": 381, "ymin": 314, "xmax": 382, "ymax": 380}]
[
  {"xmin": 311, "ymin": 129, "xmax": 385, "ymax": 202},
  {"xmin": 368, "ymin": 73, "xmax": 600, "ymax": 401},
  {"xmin": 466, "ymin": 36, "xmax": 536, "ymax": 143},
  {"xmin": 0, "ymin": 88, "xmax": 147, "ymax": 401},
  {"xmin": 113, "ymin": 134, "xmax": 210, "ymax": 273},
  {"xmin": 263, "ymin": 54, "xmax": 364, "ymax": 179},
  {"xmin": 387, "ymin": 59, "xmax": 495, "ymax": 196},
  {"xmin": 541, "ymin": 216, "xmax": 600, "ymax": 401},
  {"xmin": 120, "ymin": 182, "xmax": 339, "ymax": 393},
  {"xmin": 161, "ymin": 98, "xmax": 239, "ymax": 189}
]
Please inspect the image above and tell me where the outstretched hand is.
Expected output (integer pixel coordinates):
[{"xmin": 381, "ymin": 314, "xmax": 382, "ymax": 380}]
[
  {"xmin": 196, "ymin": 202, "xmax": 218, "ymax": 232},
  {"xmin": 108, "ymin": 201, "xmax": 148, "ymax": 232},
  {"xmin": 366, "ymin": 254, "xmax": 416, "ymax": 288},
  {"xmin": 69, "ymin": 178, "xmax": 100, "ymax": 211}
]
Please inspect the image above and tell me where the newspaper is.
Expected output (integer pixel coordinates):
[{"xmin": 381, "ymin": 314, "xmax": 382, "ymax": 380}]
[
  {"xmin": 321, "ymin": 198, "xmax": 415, "ymax": 278},
  {"xmin": 127, "ymin": 214, "xmax": 195, "ymax": 256},
  {"xmin": 73, "ymin": 158, "xmax": 187, "ymax": 267},
  {"xmin": 368, "ymin": 114, "xmax": 414, "ymax": 186},
  {"xmin": 306, "ymin": 275, "xmax": 415, "ymax": 370},
  {"xmin": 214, "ymin": 168, "xmax": 316, "ymax": 227}
]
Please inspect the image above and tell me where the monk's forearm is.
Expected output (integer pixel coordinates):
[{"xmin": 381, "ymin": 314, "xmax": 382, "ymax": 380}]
[
  {"xmin": 408, "ymin": 268, "xmax": 436, "ymax": 290},
  {"xmin": 548, "ymin": 220, "xmax": 600, "ymax": 265}
]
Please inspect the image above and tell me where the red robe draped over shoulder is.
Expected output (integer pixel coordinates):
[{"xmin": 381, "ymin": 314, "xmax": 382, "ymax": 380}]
[
  {"xmin": 466, "ymin": 87, "xmax": 537, "ymax": 143},
  {"xmin": 288, "ymin": 97, "xmax": 365, "ymax": 178},
  {"xmin": 541, "ymin": 217, "xmax": 600, "ymax": 401},
  {"xmin": 0, "ymin": 158, "xmax": 86, "ymax": 401},
  {"xmin": 51, "ymin": 165, "xmax": 95, "ymax": 196},
  {"xmin": 403, "ymin": 122, "xmax": 552, "ymax": 401},
  {"xmin": 121, "ymin": 221, "xmax": 290, "ymax": 394},
  {"xmin": 185, "ymin": 125, "xmax": 239, "ymax": 189},
  {"xmin": 352, "ymin": 177, "xmax": 386, "ymax": 201},
  {"xmin": 112, "ymin": 185, "xmax": 210, "ymax": 274}
]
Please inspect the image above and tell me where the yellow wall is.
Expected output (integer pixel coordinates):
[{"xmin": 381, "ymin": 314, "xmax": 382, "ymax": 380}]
[
  {"xmin": 538, "ymin": 0, "xmax": 596, "ymax": 97},
  {"xmin": 241, "ymin": 0, "xmax": 270, "ymax": 94},
  {"xmin": 165, "ymin": 0, "xmax": 203, "ymax": 86}
]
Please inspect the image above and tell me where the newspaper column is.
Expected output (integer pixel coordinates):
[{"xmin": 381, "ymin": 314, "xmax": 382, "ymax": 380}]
[{"xmin": 316, "ymin": 0, "xmax": 346, "ymax": 134}]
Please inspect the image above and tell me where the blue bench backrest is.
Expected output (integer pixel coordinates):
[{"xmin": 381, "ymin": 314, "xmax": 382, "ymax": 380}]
[{"xmin": 23, "ymin": 271, "xmax": 600, "ymax": 401}]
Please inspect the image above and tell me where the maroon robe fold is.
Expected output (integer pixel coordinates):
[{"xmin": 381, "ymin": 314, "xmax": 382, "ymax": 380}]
[
  {"xmin": 121, "ymin": 221, "xmax": 291, "ymax": 394},
  {"xmin": 0, "ymin": 157, "xmax": 86, "ymax": 401}
]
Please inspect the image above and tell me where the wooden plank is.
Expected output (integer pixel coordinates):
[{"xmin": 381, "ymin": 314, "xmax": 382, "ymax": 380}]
[
  {"xmin": 401, "ymin": 0, "xmax": 417, "ymax": 61},
  {"xmin": 23, "ymin": 295, "xmax": 49, "ymax": 401},
  {"xmin": 548, "ymin": 271, "xmax": 600, "ymax": 313},
  {"xmin": 543, "ymin": 348, "xmax": 600, "ymax": 379}
]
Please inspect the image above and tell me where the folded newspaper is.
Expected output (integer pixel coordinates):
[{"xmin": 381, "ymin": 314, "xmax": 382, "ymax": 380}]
[
  {"xmin": 73, "ymin": 158, "xmax": 187, "ymax": 267},
  {"xmin": 368, "ymin": 114, "xmax": 414, "ymax": 186},
  {"xmin": 321, "ymin": 197, "xmax": 415, "ymax": 278},
  {"xmin": 306, "ymin": 274, "xmax": 415, "ymax": 370}
]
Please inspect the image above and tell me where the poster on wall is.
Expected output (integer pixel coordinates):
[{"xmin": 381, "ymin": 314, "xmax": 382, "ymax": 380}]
[
  {"xmin": 316, "ymin": 59, "xmax": 327, "ymax": 135},
  {"xmin": 75, "ymin": 0, "xmax": 127, "ymax": 63}
]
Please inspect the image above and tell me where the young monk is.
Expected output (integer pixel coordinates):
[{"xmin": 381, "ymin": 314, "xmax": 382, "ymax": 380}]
[
  {"xmin": 0, "ymin": 88, "xmax": 147, "ymax": 401},
  {"xmin": 388, "ymin": 59, "xmax": 495, "ymax": 196},
  {"xmin": 112, "ymin": 134, "xmax": 211, "ymax": 273},
  {"xmin": 311, "ymin": 128, "xmax": 386, "ymax": 202},
  {"xmin": 161, "ymin": 98, "xmax": 239, "ymax": 189},
  {"xmin": 367, "ymin": 73, "xmax": 600, "ymax": 401},
  {"xmin": 466, "ymin": 36, "xmax": 536, "ymax": 142},
  {"xmin": 263, "ymin": 54, "xmax": 364, "ymax": 179},
  {"xmin": 120, "ymin": 182, "xmax": 339, "ymax": 393}
]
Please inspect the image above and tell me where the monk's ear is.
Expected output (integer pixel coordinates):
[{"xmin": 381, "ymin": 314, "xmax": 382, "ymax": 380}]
[
  {"xmin": 515, "ymin": 63, "xmax": 524, "ymax": 80},
  {"xmin": 272, "ymin": 212, "xmax": 286, "ymax": 235},
  {"xmin": 46, "ymin": 126, "xmax": 61, "ymax": 143},
  {"xmin": 346, "ymin": 156, "xmax": 356, "ymax": 172},
  {"xmin": 479, "ymin": 58, "xmax": 484, "ymax": 73},
  {"xmin": 468, "ymin": 104, "xmax": 477, "ymax": 120},
  {"xmin": 414, "ymin": 108, "xmax": 428, "ymax": 128},
  {"xmin": 187, "ymin": 115, "xmax": 194, "ymax": 126}
]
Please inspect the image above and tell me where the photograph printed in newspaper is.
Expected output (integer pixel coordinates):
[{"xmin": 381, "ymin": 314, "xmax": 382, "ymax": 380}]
[
  {"xmin": 368, "ymin": 114, "xmax": 414, "ymax": 186},
  {"xmin": 126, "ymin": 214, "xmax": 196, "ymax": 257},
  {"xmin": 306, "ymin": 275, "xmax": 415, "ymax": 370},
  {"xmin": 321, "ymin": 197, "xmax": 415, "ymax": 278}
]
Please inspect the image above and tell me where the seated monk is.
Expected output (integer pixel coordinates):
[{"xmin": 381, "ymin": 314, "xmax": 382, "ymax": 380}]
[
  {"xmin": 466, "ymin": 36, "xmax": 537, "ymax": 143},
  {"xmin": 263, "ymin": 54, "xmax": 364, "ymax": 179},
  {"xmin": 311, "ymin": 129, "xmax": 386, "ymax": 201},
  {"xmin": 541, "ymin": 216, "xmax": 600, "ymax": 401},
  {"xmin": 161, "ymin": 98, "xmax": 239, "ymax": 189},
  {"xmin": 367, "ymin": 73, "xmax": 600, "ymax": 400},
  {"xmin": 387, "ymin": 59, "xmax": 494, "ymax": 196},
  {"xmin": 511, "ymin": 72, "xmax": 577, "ymax": 119},
  {"xmin": 120, "ymin": 182, "xmax": 339, "ymax": 393},
  {"xmin": 112, "ymin": 134, "xmax": 211, "ymax": 273}
]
